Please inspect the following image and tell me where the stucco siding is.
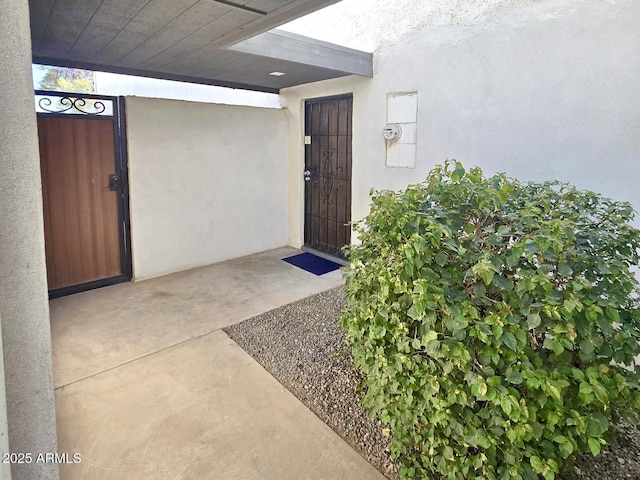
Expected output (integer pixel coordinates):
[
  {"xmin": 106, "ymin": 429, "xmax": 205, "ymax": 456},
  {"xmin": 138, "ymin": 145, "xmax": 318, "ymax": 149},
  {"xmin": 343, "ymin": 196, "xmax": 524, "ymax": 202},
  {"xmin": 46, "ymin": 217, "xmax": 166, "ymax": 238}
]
[
  {"xmin": 126, "ymin": 97, "xmax": 289, "ymax": 280},
  {"xmin": 0, "ymin": 1, "xmax": 59, "ymax": 479},
  {"xmin": 281, "ymin": 0, "xmax": 640, "ymax": 246}
]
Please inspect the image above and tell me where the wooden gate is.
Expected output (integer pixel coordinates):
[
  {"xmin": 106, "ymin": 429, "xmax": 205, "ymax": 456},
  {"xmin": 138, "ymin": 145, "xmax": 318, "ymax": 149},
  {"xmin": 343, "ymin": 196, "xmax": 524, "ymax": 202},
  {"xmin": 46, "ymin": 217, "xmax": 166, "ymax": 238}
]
[
  {"xmin": 303, "ymin": 95, "xmax": 353, "ymax": 258},
  {"xmin": 36, "ymin": 91, "xmax": 131, "ymax": 298}
]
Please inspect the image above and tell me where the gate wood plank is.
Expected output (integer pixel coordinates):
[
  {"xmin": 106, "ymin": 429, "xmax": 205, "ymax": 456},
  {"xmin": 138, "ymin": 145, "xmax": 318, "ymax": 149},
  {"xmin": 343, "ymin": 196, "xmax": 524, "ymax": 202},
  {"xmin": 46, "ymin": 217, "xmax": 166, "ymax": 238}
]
[{"xmin": 38, "ymin": 116, "xmax": 122, "ymax": 290}]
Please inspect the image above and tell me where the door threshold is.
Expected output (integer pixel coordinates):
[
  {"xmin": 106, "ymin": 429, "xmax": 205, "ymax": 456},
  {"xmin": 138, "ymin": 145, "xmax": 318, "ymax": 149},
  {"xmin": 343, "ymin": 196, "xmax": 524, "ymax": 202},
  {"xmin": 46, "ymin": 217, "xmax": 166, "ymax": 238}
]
[
  {"xmin": 49, "ymin": 274, "xmax": 131, "ymax": 299},
  {"xmin": 301, "ymin": 246, "xmax": 350, "ymax": 267}
]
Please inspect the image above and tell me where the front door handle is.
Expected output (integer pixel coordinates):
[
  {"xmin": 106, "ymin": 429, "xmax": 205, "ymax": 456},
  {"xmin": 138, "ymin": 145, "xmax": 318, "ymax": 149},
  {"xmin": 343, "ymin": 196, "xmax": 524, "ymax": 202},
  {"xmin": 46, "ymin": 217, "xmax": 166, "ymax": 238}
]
[
  {"xmin": 303, "ymin": 170, "xmax": 311, "ymax": 182},
  {"xmin": 108, "ymin": 173, "xmax": 120, "ymax": 191}
]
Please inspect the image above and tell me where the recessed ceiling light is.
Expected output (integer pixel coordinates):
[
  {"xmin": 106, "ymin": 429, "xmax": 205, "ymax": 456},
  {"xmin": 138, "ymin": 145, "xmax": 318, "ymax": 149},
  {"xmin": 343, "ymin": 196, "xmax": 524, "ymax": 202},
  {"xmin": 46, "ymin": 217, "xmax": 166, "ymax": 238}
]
[{"xmin": 269, "ymin": 71, "xmax": 286, "ymax": 76}]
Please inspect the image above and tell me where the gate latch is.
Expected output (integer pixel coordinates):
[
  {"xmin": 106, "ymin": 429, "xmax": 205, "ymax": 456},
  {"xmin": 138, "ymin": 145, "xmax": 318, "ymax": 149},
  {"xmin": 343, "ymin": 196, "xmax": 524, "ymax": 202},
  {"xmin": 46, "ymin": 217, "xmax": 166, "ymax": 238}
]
[{"xmin": 108, "ymin": 173, "xmax": 120, "ymax": 191}]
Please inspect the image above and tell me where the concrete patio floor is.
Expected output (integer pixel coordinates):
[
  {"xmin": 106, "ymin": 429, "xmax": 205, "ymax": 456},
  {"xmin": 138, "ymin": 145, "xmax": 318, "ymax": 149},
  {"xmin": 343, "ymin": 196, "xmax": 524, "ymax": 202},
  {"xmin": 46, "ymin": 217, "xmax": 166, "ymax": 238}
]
[{"xmin": 52, "ymin": 247, "xmax": 385, "ymax": 480}]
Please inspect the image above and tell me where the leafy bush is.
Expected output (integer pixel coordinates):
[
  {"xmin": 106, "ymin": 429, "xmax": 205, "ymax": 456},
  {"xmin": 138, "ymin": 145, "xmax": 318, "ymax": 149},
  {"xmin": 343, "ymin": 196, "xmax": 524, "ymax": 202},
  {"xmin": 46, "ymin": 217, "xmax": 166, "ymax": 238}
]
[{"xmin": 341, "ymin": 161, "xmax": 640, "ymax": 479}]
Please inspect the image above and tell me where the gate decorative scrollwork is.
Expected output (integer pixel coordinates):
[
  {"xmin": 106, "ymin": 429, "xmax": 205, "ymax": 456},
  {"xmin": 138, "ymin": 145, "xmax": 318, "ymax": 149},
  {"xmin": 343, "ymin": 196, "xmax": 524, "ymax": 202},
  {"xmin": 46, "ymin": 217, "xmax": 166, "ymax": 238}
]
[{"xmin": 35, "ymin": 91, "xmax": 114, "ymax": 117}]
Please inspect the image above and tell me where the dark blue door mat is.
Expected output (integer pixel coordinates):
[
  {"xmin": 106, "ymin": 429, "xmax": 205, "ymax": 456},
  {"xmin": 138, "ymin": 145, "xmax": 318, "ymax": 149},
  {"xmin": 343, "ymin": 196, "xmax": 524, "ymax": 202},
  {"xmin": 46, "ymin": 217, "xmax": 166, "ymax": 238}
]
[{"xmin": 282, "ymin": 252, "xmax": 342, "ymax": 276}]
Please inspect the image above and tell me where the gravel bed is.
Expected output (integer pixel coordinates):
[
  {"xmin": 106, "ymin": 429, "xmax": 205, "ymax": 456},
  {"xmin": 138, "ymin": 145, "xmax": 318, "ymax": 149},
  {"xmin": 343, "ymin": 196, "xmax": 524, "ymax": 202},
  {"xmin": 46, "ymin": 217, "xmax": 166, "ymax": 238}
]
[
  {"xmin": 561, "ymin": 422, "xmax": 640, "ymax": 480},
  {"xmin": 225, "ymin": 286, "xmax": 640, "ymax": 480},
  {"xmin": 224, "ymin": 286, "xmax": 400, "ymax": 479}
]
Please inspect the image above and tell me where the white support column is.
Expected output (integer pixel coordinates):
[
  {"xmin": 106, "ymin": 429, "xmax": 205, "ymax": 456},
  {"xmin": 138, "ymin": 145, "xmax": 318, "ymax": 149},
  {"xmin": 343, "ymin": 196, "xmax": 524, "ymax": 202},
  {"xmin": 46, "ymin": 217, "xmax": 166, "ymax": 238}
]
[{"xmin": 0, "ymin": 2, "xmax": 59, "ymax": 480}]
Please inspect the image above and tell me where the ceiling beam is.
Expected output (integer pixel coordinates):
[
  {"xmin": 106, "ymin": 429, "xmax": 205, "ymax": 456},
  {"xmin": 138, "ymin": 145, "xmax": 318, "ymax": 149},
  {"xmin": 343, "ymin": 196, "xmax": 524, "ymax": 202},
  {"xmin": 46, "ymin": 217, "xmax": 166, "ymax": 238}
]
[
  {"xmin": 229, "ymin": 29, "xmax": 373, "ymax": 77},
  {"xmin": 215, "ymin": 0, "xmax": 342, "ymax": 48},
  {"xmin": 211, "ymin": 1, "xmax": 266, "ymax": 16}
]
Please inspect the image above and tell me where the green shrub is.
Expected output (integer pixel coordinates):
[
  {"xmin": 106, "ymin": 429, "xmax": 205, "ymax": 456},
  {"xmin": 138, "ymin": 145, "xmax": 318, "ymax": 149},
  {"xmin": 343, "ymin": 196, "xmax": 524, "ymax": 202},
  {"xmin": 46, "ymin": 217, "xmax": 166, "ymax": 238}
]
[{"xmin": 341, "ymin": 161, "xmax": 640, "ymax": 479}]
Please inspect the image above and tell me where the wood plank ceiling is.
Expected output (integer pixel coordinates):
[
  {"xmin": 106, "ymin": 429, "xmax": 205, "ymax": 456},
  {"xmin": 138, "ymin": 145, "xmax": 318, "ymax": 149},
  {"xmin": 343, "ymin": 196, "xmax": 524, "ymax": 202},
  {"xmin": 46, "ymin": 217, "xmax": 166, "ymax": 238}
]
[{"xmin": 29, "ymin": 0, "xmax": 371, "ymax": 92}]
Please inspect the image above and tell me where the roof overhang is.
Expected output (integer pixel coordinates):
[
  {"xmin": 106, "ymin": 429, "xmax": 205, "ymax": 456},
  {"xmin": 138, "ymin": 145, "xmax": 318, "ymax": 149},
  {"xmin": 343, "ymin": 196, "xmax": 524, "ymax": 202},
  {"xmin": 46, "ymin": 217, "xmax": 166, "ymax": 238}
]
[{"xmin": 29, "ymin": 0, "xmax": 372, "ymax": 93}]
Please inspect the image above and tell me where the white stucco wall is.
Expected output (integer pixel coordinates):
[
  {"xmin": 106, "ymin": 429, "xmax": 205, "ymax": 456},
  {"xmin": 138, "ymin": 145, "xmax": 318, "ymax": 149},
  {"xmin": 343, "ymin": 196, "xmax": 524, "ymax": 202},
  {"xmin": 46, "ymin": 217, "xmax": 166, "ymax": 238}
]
[
  {"xmin": 280, "ymin": 0, "xmax": 517, "ymax": 52},
  {"xmin": 126, "ymin": 97, "xmax": 289, "ymax": 280},
  {"xmin": 281, "ymin": 0, "xmax": 640, "ymax": 247}
]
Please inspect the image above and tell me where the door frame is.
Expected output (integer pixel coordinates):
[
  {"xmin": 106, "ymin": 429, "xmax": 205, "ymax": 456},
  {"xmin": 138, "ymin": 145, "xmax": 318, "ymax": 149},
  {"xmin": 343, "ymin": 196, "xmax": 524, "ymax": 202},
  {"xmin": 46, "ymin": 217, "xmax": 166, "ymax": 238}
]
[
  {"xmin": 302, "ymin": 93, "xmax": 353, "ymax": 257},
  {"xmin": 35, "ymin": 90, "xmax": 132, "ymax": 298}
]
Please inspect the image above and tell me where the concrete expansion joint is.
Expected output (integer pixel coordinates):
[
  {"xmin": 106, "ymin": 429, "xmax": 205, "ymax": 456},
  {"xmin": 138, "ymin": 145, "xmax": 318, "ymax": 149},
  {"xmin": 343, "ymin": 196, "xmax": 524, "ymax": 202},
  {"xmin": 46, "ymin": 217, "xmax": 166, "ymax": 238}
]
[{"xmin": 54, "ymin": 328, "xmax": 227, "ymax": 390}]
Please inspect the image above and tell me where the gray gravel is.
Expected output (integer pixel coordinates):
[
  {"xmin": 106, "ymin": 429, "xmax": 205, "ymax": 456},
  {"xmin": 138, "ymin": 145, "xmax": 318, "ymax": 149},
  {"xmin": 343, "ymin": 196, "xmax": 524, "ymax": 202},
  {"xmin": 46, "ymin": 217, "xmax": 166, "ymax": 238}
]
[
  {"xmin": 225, "ymin": 286, "xmax": 640, "ymax": 480},
  {"xmin": 561, "ymin": 422, "xmax": 640, "ymax": 480},
  {"xmin": 224, "ymin": 286, "xmax": 399, "ymax": 479}
]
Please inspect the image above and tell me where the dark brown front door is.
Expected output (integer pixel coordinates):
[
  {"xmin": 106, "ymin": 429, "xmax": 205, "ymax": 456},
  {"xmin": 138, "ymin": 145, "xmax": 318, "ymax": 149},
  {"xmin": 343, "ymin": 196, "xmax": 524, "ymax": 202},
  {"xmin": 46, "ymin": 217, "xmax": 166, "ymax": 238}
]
[
  {"xmin": 304, "ymin": 95, "xmax": 353, "ymax": 257},
  {"xmin": 36, "ymin": 92, "xmax": 131, "ymax": 297}
]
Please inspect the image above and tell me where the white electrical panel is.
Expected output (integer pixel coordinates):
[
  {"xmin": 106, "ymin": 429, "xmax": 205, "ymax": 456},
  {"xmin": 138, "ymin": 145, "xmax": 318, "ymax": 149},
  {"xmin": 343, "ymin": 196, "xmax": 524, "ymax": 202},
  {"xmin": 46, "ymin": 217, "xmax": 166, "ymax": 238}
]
[{"xmin": 385, "ymin": 92, "xmax": 418, "ymax": 168}]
